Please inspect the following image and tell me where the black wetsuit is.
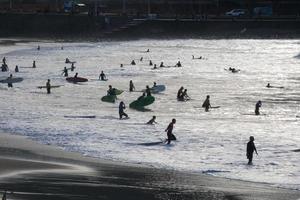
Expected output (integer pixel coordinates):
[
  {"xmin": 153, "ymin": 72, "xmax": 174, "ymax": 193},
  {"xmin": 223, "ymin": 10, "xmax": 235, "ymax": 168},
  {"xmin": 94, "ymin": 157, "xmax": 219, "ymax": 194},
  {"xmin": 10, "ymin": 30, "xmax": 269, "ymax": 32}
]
[
  {"xmin": 247, "ymin": 141, "xmax": 257, "ymax": 164},
  {"xmin": 46, "ymin": 82, "xmax": 51, "ymax": 94},
  {"xmin": 165, "ymin": 122, "xmax": 176, "ymax": 144},
  {"xmin": 119, "ymin": 102, "xmax": 128, "ymax": 119},
  {"xmin": 202, "ymin": 99, "xmax": 211, "ymax": 112},
  {"xmin": 255, "ymin": 102, "xmax": 261, "ymax": 115}
]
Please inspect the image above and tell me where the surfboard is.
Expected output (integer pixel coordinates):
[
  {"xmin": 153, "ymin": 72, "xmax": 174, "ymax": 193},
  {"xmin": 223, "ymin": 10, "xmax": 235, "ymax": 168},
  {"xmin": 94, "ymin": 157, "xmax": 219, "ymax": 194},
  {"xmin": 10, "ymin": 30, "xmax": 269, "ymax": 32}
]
[
  {"xmin": 66, "ymin": 77, "xmax": 88, "ymax": 83},
  {"xmin": 37, "ymin": 85, "xmax": 62, "ymax": 89},
  {"xmin": 0, "ymin": 77, "xmax": 23, "ymax": 84},
  {"xmin": 129, "ymin": 96, "xmax": 155, "ymax": 108},
  {"xmin": 64, "ymin": 115, "xmax": 96, "ymax": 119},
  {"xmin": 151, "ymin": 85, "xmax": 166, "ymax": 93},
  {"xmin": 137, "ymin": 141, "xmax": 164, "ymax": 146},
  {"xmin": 114, "ymin": 89, "xmax": 123, "ymax": 95},
  {"xmin": 101, "ymin": 95, "xmax": 116, "ymax": 103}
]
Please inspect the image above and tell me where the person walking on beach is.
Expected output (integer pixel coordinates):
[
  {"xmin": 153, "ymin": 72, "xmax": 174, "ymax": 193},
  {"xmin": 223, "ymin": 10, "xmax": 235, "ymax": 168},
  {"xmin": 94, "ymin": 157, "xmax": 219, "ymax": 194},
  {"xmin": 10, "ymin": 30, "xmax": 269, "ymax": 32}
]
[
  {"xmin": 7, "ymin": 74, "xmax": 13, "ymax": 88},
  {"xmin": 46, "ymin": 79, "xmax": 51, "ymax": 94},
  {"xmin": 165, "ymin": 119, "xmax": 176, "ymax": 144},
  {"xmin": 147, "ymin": 116, "xmax": 157, "ymax": 125},
  {"xmin": 129, "ymin": 80, "xmax": 135, "ymax": 92},
  {"xmin": 99, "ymin": 71, "xmax": 106, "ymax": 80},
  {"xmin": 119, "ymin": 101, "xmax": 128, "ymax": 119},
  {"xmin": 202, "ymin": 95, "xmax": 211, "ymax": 112},
  {"xmin": 246, "ymin": 136, "xmax": 258, "ymax": 165},
  {"xmin": 255, "ymin": 100, "xmax": 262, "ymax": 115}
]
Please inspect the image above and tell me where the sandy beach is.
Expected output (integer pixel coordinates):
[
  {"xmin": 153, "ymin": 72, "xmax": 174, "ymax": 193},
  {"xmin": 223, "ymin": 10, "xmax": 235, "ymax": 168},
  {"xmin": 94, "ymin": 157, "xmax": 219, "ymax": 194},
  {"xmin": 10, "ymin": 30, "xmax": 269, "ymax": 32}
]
[{"xmin": 0, "ymin": 132, "xmax": 299, "ymax": 200}]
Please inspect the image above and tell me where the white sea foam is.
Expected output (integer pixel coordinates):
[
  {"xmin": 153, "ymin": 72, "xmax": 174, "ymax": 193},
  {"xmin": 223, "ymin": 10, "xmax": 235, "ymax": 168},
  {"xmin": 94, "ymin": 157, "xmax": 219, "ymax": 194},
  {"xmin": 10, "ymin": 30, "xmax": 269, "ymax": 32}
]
[{"xmin": 0, "ymin": 39, "xmax": 299, "ymax": 190}]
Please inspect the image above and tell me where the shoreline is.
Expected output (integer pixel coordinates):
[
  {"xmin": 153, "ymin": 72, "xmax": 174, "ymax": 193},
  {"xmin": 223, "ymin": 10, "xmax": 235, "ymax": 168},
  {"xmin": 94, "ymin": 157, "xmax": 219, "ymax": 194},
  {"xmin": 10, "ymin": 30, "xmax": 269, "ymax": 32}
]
[{"xmin": 0, "ymin": 132, "xmax": 299, "ymax": 200}]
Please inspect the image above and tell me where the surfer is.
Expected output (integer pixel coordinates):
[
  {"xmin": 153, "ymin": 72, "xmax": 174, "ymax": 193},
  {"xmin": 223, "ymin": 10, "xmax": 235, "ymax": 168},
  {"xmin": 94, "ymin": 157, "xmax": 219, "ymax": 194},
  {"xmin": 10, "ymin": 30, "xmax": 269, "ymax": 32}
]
[
  {"xmin": 2, "ymin": 57, "xmax": 6, "ymax": 64},
  {"xmin": 153, "ymin": 64, "xmax": 157, "ymax": 69},
  {"xmin": 266, "ymin": 83, "xmax": 271, "ymax": 88},
  {"xmin": 99, "ymin": 71, "xmax": 106, "ymax": 81},
  {"xmin": 179, "ymin": 89, "xmax": 190, "ymax": 101},
  {"xmin": 62, "ymin": 67, "xmax": 68, "ymax": 77},
  {"xmin": 131, "ymin": 60, "xmax": 136, "ymax": 65},
  {"xmin": 140, "ymin": 57, "xmax": 143, "ymax": 61},
  {"xmin": 165, "ymin": 119, "xmax": 176, "ymax": 144},
  {"xmin": 65, "ymin": 58, "xmax": 70, "ymax": 63},
  {"xmin": 1, "ymin": 63, "xmax": 8, "ymax": 72},
  {"xmin": 159, "ymin": 62, "xmax": 164, "ymax": 68},
  {"xmin": 202, "ymin": 95, "xmax": 211, "ymax": 112},
  {"xmin": 61, "ymin": 46, "xmax": 64, "ymax": 50},
  {"xmin": 147, "ymin": 116, "xmax": 157, "ymax": 125},
  {"xmin": 7, "ymin": 74, "xmax": 13, "ymax": 88},
  {"xmin": 70, "ymin": 63, "xmax": 75, "ymax": 71},
  {"xmin": 107, "ymin": 85, "xmax": 116, "ymax": 96},
  {"xmin": 32, "ymin": 60, "xmax": 36, "ymax": 68},
  {"xmin": 176, "ymin": 61, "xmax": 182, "ymax": 67},
  {"xmin": 145, "ymin": 85, "xmax": 151, "ymax": 96},
  {"xmin": 153, "ymin": 82, "xmax": 157, "ymax": 88},
  {"xmin": 15, "ymin": 65, "xmax": 19, "ymax": 72},
  {"xmin": 129, "ymin": 80, "xmax": 135, "ymax": 92},
  {"xmin": 177, "ymin": 86, "xmax": 184, "ymax": 99},
  {"xmin": 74, "ymin": 73, "xmax": 78, "ymax": 78},
  {"xmin": 255, "ymin": 100, "xmax": 262, "ymax": 115},
  {"xmin": 149, "ymin": 60, "xmax": 153, "ymax": 66},
  {"xmin": 138, "ymin": 93, "xmax": 145, "ymax": 101},
  {"xmin": 37, "ymin": 45, "xmax": 40, "ymax": 50},
  {"xmin": 120, "ymin": 64, "xmax": 124, "ymax": 68},
  {"xmin": 119, "ymin": 101, "xmax": 128, "ymax": 119},
  {"xmin": 146, "ymin": 49, "xmax": 150, "ymax": 52},
  {"xmin": 46, "ymin": 79, "xmax": 51, "ymax": 94},
  {"xmin": 246, "ymin": 136, "xmax": 258, "ymax": 165}
]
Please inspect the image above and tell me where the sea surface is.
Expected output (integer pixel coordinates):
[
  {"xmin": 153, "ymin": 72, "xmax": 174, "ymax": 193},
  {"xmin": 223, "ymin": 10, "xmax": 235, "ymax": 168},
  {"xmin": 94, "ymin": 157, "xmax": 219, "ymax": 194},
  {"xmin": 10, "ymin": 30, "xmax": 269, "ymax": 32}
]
[{"xmin": 0, "ymin": 39, "xmax": 299, "ymax": 190}]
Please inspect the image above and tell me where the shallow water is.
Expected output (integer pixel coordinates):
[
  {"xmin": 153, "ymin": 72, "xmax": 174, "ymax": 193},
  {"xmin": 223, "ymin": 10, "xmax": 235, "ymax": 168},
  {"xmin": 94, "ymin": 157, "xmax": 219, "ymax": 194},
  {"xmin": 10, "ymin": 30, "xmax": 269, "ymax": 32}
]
[{"xmin": 0, "ymin": 39, "xmax": 299, "ymax": 190}]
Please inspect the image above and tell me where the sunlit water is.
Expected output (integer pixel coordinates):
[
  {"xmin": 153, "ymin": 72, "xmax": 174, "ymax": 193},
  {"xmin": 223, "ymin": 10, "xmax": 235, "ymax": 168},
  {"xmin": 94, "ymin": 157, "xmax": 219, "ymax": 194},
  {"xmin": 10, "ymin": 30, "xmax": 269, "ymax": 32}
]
[{"xmin": 0, "ymin": 39, "xmax": 299, "ymax": 190}]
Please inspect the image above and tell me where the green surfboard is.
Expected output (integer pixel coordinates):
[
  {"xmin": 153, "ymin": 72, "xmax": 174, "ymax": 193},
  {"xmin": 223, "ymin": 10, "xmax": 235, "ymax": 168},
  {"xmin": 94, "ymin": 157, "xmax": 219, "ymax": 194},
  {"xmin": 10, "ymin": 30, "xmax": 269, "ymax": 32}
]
[
  {"xmin": 101, "ymin": 95, "xmax": 116, "ymax": 103},
  {"xmin": 129, "ymin": 96, "xmax": 155, "ymax": 108}
]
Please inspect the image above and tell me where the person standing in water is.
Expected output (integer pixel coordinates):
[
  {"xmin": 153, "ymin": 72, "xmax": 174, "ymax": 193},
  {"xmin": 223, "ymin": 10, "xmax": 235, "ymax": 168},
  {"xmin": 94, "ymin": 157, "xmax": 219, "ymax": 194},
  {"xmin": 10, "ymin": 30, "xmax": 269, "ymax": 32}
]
[
  {"xmin": 7, "ymin": 74, "xmax": 13, "ymax": 88},
  {"xmin": 15, "ymin": 65, "xmax": 19, "ymax": 72},
  {"xmin": 149, "ymin": 60, "xmax": 153, "ymax": 66},
  {"xmin": 46, "ymin": 79, "xmax": 51, "ymax": 94},
  {"xmin": 131, "ymin": 60, "xmax": 136, "ymax": 65},
  {"xmin": 147, "ymin": 116, "xmax": 157, "ymax": 125},
  {"xmin": 255, "ymin": 100, "xmax": 262, "ymax": 115},
  {"xmin": 177, "ymin": 86, "xmax": 184, "ymax": 99},
  {"xmin": 145, "ymin": 85, "xmax": 151, "ymax": 96},
  {"xmin": 70, "ymin": 63, "xmax": 75, "ymax": 71},
  {"xmin": 246, "ymin": 136, "xmax": 258, "ymax": 165},
  {"xmin": 119, "ymin": 101, "xmax": 128, "ymax": 119},
  {"xmin": 62, "ymin": 67, "xmax": 68, "ymax": 77},
  {"xmin": 129, "ymin": 80, "xmax": 135, "ymax": 92},
  {"xmin": 99, "ymin": 71, "xmax": 106, "ymax": 80},
  {"xmin": 32, "ymin": 60, "xmax": 36, "ymax": 68},
  {"xmin": 74, "ymin": 73, "xmax": 78, "ymax": 78},
  {"xmin": 202, "ymin": 95, "xmax": 211, "ymax": 112},
  {"xmin": 165, "ymin": 119, "xmax": 176, "ymax": 144}
]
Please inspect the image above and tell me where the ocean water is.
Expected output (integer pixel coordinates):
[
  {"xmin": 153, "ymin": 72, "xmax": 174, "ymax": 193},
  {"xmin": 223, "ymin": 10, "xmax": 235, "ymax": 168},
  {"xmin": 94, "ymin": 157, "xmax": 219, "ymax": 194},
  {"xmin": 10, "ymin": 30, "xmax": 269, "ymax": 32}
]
[{"xmin": 0, "ymin": 39, "xmax": 299, "ymax": 190}]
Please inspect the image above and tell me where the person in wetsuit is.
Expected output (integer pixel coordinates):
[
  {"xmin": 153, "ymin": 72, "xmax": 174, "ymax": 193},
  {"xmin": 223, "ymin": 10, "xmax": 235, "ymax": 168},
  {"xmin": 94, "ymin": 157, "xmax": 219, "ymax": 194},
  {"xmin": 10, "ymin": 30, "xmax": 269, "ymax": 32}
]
[
  {"xmin": 179, "ymin": 89, "xmax": 189, "ymax": 101},
  {"xmin": 246, "ymin": 136, "xmax": 258, "ymax": 165},
  {"xmin": 131, "ymin": 60, "xmax": 136, "ymax": 65},
  {"xmin": 46, "ymin": 79, "xmax": 51, "ymax": 94},
  {"xmin": 119, "ymin": 101, "xmax": 128, "ymax": 119},
  {"xmin": 7, "ymin": 74, "xmax": 13, "ymax": 88},
  {"xmin": 147, "ymin": 116, "xmax": 157, "ymax": 125},
  {"xmin": 74, "ymin": 73, "xmax": 78, "ymax": 78},
  {"xmin": 145, "ymin": 85, "xmax": 151, "ymax": 96},
  {"xmin": 129, "ymin": 80, "xmax": 135, "ymax": 92},
  {"xmin": 99, "ymin": 71, "xmax": 106, "ymax": 80},
  {"xmin": 177, "ymin": 86, "xmax": 184, "ymax": 99},
  {"xmin": 62, "ymin": 67, "xmax": 68, "ymax": 77},
  {"xmin": 15, "ymin": 65, "xmax": 19, "ymax": 72},
  {"xmin": 70, "ymin": 63, "xmax": 75, "ymax": 71},
  {"xmin": 149, "ymin": 60, "xmax": 153, "ymax": 66},
  {"xmin": 165, "ymin": 119, "xmax": 176, "ymax": 144},
  {"xmin": 202, "ymin": 95, "xmax": 211, "ymax": 112},
  {"xmin": 255, "ymin": 100, "xmax": 262, "ymax": 115},
  {"xmin": 107, "ymin": 85, "xmax": 116, "ymax": 96}
]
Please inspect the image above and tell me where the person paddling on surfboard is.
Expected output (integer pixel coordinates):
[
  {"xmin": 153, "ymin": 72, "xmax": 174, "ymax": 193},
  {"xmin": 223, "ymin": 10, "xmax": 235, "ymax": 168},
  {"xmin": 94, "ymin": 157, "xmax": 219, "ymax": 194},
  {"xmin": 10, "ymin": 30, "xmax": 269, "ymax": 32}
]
[
  {"xmin": 246, "ymin": 136, "xmax": 258, "ymax": 165},
  {"xmin": 99, "ymin": 71, "xmax": 106, "ymax": 81},
  {"xmin": 129, "ymin": 80, "xmax": 135, "ymax": 92},
  {"xmin": 119, "ymin": 101, "xmax": 129, "ymax": 119},
  {"xmin": 7, "ymin": 74, "xmax": 13, "ymax": 88},
  {"xmin": 46, "ymin": 79, "xmax": 51, "ymax": 94},
  {"xmin": 165, "ymin": 119, "xmax": 176, "ymax": 144},
  {"xmin": 202, "ymin": 95, "xmax": 211, "ymax": 112},
  {"xmin": 147, "ymin": 116, "xmax": 157, "ymax": 125},
  {"xmin": 255, "ymin": 100, "xmax": 262, "ymax": 115}
]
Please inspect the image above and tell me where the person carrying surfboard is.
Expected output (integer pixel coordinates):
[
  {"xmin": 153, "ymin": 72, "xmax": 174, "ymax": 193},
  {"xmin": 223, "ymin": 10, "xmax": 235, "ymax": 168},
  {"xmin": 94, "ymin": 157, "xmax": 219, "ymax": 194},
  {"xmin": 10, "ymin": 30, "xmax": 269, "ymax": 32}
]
[
  {"xmin": 99, "ymin": 71, "xmax": 106, "ymax": 81},
  {"xmin": 7, "ymin": 74, "xmax": 13, "ymax": 88},
  {"xmin": 246, "ymin": 136, "xmax": 258, "ymax": 165},
  {"xmin": 255, "ymin": 100, "xmax": 262, "ymax": 115},
  {"xmin": 165, "ymin": 119, "xmax": 176, "ymax": 144},
  {"xmin": 119, "ymin": 101, "xmax": 128, "ymax": 119},
  {"xmin": 46, "ymin": 79, "xmax": 51, "ymax": 94},
  {"xmin": 129, "ymin": 80, "xmax": 135, "ymax": 92},
  {"xmin": 202, "ymin": 95, "xmax": 211, "ymax": 112}
]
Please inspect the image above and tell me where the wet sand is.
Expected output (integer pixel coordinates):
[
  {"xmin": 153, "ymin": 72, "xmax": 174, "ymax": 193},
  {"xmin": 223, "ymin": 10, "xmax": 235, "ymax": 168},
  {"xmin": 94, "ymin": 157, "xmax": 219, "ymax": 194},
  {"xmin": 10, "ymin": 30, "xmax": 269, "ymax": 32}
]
[{"xmin": 0, "ymin": 132, "xmax": 299, "ymax": 200}]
